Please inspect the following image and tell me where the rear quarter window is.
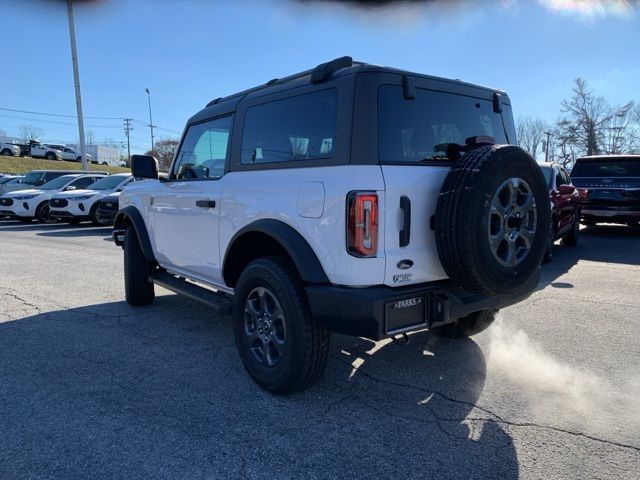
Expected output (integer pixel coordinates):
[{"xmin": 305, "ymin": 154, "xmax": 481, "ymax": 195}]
[
  {"xmin": 378, "ymin": 85, "xmax": 509, "ymax": 163},
  {"xmin": 240, "ymin": 89, "xmax": 337, "ymax": 165}
]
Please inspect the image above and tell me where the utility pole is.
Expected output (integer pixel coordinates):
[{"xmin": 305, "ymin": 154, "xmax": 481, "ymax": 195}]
[
  {"xmin": 544, "ymin": 131, "xmax": 552, "ymax": 163},
  {"xmin": 145, "ymin": 88, "xmax": 156, "ymax": 153},
  {"xmin": 66, "ymin": 0, "xmax": 87, "ymax": 170},
  {"xmin": 123, "ymin": 118, "xmax": 133, "ymax": 164}
]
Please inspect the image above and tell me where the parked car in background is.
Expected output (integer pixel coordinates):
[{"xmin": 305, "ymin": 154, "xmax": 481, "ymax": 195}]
[
  {"xmin": 30, "ymin": 143, "xmax": 62, "ymax": 160},
  {"xmin": 0, "ymin": 173, "xmax": 107, "ymax": 223},
  {"xmin": 0, "ymin": 169, "xmax": 108, "ymax": 196},
  {"xmin": 538, "ymin": 162, "xmax": 581, "ymax": 262},
  {"xmin": 95, "ymin": 191, "xmax": 121, "ymax": 226},
  {"xmin": 1, "ymin": 142, "xmax": 21, "ymax": 157},
  {"xmin": 571, "ymin": 155, "xmax": 640, "ymax": 227},
  {"xmin": 59, "ymin": 146, "xmax": 92, "ymax": 163},
  {"xmin": 49, "ymin": 173, "xmax": 133, "ymax": 225},
  {"xmin": 0, "ymin": 175, "xmax": 23, "ymax": 186}
]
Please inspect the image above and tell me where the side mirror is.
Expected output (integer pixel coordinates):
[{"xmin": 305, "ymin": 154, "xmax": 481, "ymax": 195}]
[
  {"xmin": 65, "ymin": 185, "xmax": 77, "ymax": 191},
  {"xmin": 131, "ymin": 154, "xmax": 159, "ymax": 180},
  {"xmin": 558, "ymin": 184, "xmax": 576, "ymax": 195}
]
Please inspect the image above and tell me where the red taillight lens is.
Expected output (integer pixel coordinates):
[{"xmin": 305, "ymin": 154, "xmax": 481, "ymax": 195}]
[
  {"xmin": 347, "ymin": 191, "xmax": 378, "ymax": 257},
  {"xmin": 578, "ymin": 188, "xmax": 589, "ymax": 199}
]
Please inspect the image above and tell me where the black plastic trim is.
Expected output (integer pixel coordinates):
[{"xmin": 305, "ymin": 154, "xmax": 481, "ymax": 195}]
[
  {"xmin": 399, "ymin": 195, "xmax": 411, "ymax": 247},
  {"xmin": 223, "ymin": 219, "xmax": 329, "ymax": 284},
  {"xmin": 112, "ymin": 206, "xmax": 156, "ymax": 263}
]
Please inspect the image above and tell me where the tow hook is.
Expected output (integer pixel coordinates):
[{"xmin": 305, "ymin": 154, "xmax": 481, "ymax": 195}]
[{"xmin": 391, "ymin": 333, "xmax": 409, "ymax": 345}]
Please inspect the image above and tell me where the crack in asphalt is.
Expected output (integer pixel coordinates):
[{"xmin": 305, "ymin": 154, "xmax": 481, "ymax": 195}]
[{"xmin": 332, "ymin": 355, "xmax": 640, "ymax": 453}]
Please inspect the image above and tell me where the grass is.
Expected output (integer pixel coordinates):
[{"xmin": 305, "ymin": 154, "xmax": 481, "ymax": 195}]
[{"xmin": 0, "ymin": 155, "xmax": 130, "ymax": 175}]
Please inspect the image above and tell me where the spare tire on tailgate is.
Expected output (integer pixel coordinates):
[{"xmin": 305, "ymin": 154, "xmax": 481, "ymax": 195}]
[{"xmin": 435, "ymin": 145, "xmax": 550, "ymax": 296}]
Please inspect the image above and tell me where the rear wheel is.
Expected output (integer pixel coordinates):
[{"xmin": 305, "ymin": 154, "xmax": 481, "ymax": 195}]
[
  {"xmin": 431, "ymin": 309, "xmax": 498, "ymax": 338},
  {"xmin": 542, "ymin": 219, "xmax": 556, "ymax": 263},
  {"xmin": 233, "ymin": 256, "xmax": 330, "ymax": 394},
  {"xmin": 563, "ymin": 214, "xmax": 580, "ymax": 247},
  {"xmin": 1, "ymin": 148, "xmax": 12, "ymax": 156},
  {"xmin": 35, "ymin": 202, "xmax": 56, "ymax": 224},
  {"xmin": 124, "ymin": 226, "xmax": 155, "ymax": 306}
]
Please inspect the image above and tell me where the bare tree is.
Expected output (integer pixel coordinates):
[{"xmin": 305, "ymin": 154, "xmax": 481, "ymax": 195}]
[
  {"xmin": 601, "ymin": 101, "xmax": 637, "ymax": 154},
  {"xmin": 146, "ymin": 138, "xmax": 179, "ymax": 172},
  {"xmin": 516, "ymin": 116, "xmax": 548, "ymax": 160},
  {"xmin": 18, "ymin": 125, "xmax": 43, "ymax": 144},
  {"xmin": 556, "ymin": 78, "xmax": 621, "ymax": 156}
]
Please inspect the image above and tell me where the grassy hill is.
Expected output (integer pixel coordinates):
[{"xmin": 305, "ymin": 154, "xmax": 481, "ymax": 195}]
[{"xmin": 0, "ymin": 155, "xmax": 130, "ymax": 175}]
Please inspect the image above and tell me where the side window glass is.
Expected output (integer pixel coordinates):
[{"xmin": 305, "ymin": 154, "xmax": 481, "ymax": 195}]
[
  {"xmin": 555, "ymin": 170, "xmax": 564, "ymax": 188},
  {"xmin": 72, "ymin": 177, "xmax": 94, "ymax": 189},
  {"xmin": 240, "ymin": 89, "xmax": 337, "ymax": 165},
  {"xmin": 173, "ymin": 116, "xmax": 232, "ymax": 180}
]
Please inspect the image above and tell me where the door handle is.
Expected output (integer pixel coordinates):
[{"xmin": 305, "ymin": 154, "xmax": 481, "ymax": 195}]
[{"xmin": 196, "ymin": 200, "xmax": 216, "ymax": 208}]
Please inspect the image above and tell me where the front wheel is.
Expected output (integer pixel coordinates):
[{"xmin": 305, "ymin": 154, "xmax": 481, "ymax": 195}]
[
  {"xmin": 124, "ymin": 226, "xmax": 155, "ymax": 306},
  {"xmin": 431, "ymin": 309, "xmax": 499, "ymax": 339},
  {"xmin": 35, "ymin": 202, "xmax": 56, "ymax": 224},
  {"xmin": 45, "ymin": 152, "xmax": 56, "ymax": 160},
  {"xmin": 1, "ymin": 148, "xmax": 12, "ymax": 156},
  {"xmin": 233, "ymin": 256, "xmax": 330, "ymax": 394}
]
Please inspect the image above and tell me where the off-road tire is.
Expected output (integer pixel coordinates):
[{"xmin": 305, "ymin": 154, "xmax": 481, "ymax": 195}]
[
  {"xmin": 435, "ymin": 145, "xmax": 550, "ymax": 296},
  {"xmin": 124, "ymin": 226, "xmax": 155, "ymax": 306},
  {"xmin": 431, "ymin": 309, "xmax": 498, "ymax": 338},
  {"xmin": 45, "ymin": 152, "xmax": 56, "ymax": 160},
  {"xmin": 35, "ymin": 201, "xmax": 56, "ymax": 224},
  {"xmin": 232, "ymin": 256, "xmax": 330, "ymax": 395},
  {"xmin": 562, "ymin": 214, "xmax": 580, "ymax": 247}
]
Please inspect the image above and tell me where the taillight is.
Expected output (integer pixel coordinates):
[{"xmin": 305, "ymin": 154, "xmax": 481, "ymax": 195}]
[
  {"xmin": 578, "ymin": 188, "xmax": 589, "ymax": 199},
  {"xmin": 347, "ymin": 191, "xmax": 378, "ymax": 257}
]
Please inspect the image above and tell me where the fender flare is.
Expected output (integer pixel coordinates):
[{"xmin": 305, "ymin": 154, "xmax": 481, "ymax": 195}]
[
  {"xmin": 113, "ymin": 206, "xmax": 156, "ymax": 263},
  {"xmin": 223, "ymin": 219, "xmax": 329, "ymax": 285}
]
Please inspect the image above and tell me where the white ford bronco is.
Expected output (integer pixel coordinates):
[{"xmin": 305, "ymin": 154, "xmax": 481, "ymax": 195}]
[{"xmin": 114, "ymin": 57, "xmax": 550, "ymax": 394}]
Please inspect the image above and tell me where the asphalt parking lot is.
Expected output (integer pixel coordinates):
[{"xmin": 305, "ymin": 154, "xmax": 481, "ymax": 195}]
[{"xmin": 0, "ymin": 221, "xmax": 639, "ymax": 479}]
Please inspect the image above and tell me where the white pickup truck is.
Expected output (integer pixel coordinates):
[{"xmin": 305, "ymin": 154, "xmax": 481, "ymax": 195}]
[
  {"xmin": 30, "ymin": 143, "xmax": 62, "ymax": 160},
  {"xmin": 60, "ymin": 146, "xmax": 92, "ymax": 163},
  {"xmin": 1, "ymin": 142, "xmax": 21, "ymax": 157}
]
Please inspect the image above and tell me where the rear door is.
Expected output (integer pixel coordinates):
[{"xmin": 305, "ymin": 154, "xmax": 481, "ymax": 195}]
[{"xmin": 375, "ymin": 80, "xmax": 514, "ymax": 287}]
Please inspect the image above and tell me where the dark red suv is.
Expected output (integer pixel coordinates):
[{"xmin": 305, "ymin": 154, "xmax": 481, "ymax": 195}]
[{"xmin": 538, "ymin": 162, "xmax": 581, "ymax": 262}]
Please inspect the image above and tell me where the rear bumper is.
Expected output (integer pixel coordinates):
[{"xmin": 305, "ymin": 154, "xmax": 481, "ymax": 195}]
[
  {"xmin": 582, "ymin": 206, "xmax": 640, "ymax": 224},
  {"xmin": 305, "ymin": 271, "xmax": 539, "ymax": 341}
]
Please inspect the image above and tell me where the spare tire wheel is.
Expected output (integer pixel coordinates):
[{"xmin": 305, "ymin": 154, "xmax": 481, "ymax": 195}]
[{"xmin": 435, "ymin": 145, "xmax": 550, "ymax": 296}]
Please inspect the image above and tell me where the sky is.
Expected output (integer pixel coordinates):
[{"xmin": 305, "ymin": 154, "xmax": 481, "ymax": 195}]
[{"xmin": 1, "ymin": 0, "xmax": 639, "ymax": 154}]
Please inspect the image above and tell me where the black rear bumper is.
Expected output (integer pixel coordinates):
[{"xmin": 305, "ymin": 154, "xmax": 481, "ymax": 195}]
[{"xmin": 305, "ymin": 271, "xmax": 539, "ymax": 340}]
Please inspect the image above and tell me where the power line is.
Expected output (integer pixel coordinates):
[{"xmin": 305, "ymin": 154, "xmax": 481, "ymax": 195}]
[{"xmin": 0, "ymin": 107, "xmax": 123, "ymax": 120}]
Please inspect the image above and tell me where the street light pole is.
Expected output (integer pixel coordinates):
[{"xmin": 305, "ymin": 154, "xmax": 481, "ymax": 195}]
[
  {"xmin": 66, "ymin": 0, "xmax": 87, "ymax": 170},
  {"xmin": 145, "ymin": 88, "xmax": 155, "ymax": 153},
  {"xmin": 544, "ymin": 131, "xmax": 553, "ymax": 163}
]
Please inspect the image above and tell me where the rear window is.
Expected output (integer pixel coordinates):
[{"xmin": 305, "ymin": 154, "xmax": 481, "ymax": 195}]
[
  {"xmin": 571, "ymin": 157, "xmax": 640, "ymax": 177},
  {"xmin": 240, "ymin": 89, "xmax": 337, "ymax": 165},
  {"xmin": 378, "ymin": 85, "xmax": 510, "ymax": 163}
]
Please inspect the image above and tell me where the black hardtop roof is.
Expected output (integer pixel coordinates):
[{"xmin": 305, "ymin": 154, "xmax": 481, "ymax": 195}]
[{"xmin": 188, "ymin": 56, "xmax": 509, "ymax": 125}]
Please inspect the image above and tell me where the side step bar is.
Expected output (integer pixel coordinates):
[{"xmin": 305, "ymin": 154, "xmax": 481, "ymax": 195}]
[{"xmin": 151, "ymin": 271, "xmax": 233, "ymax": 315}]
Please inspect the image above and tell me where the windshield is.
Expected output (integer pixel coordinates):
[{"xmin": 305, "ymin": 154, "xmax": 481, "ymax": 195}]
[
  {"xmin": 22, "ymin": 172, "xmax": 42, "ymax": 185},
  {"xmin": 378, "ymin": 85, "xmax": 511, "ymax": 163},
  {"xmin": 88, "ymin": 175, "xmax": 128, "ymax": 190},
  {"xmin": 39, "ymin": 175, "xmax": 77, "ymax": 190},
  {"xmin": 571, "ymin": 157, "xmax": 640, "ymax": 177},
  {"xmin": 540, "ymin": 166, "xmax": 553, "ymax": 187}
]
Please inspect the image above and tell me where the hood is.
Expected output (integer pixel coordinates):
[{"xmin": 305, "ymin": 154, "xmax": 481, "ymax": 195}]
[
  {"xmin": 53, "ymin": 189, "xmax": 97, "ymax": 199},
  {"xmin": 3, "ymin": 188, "xmax": 42, "ymax": 198}
]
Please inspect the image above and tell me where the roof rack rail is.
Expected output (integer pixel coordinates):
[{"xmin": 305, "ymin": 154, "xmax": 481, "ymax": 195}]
[
  {"xmin": 310, "ymin": 56, "xmax": 353, "ymax": 84},
  {"xmin": 204, "ymin": 56, "xmax": 356, "ymax": 107}
]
